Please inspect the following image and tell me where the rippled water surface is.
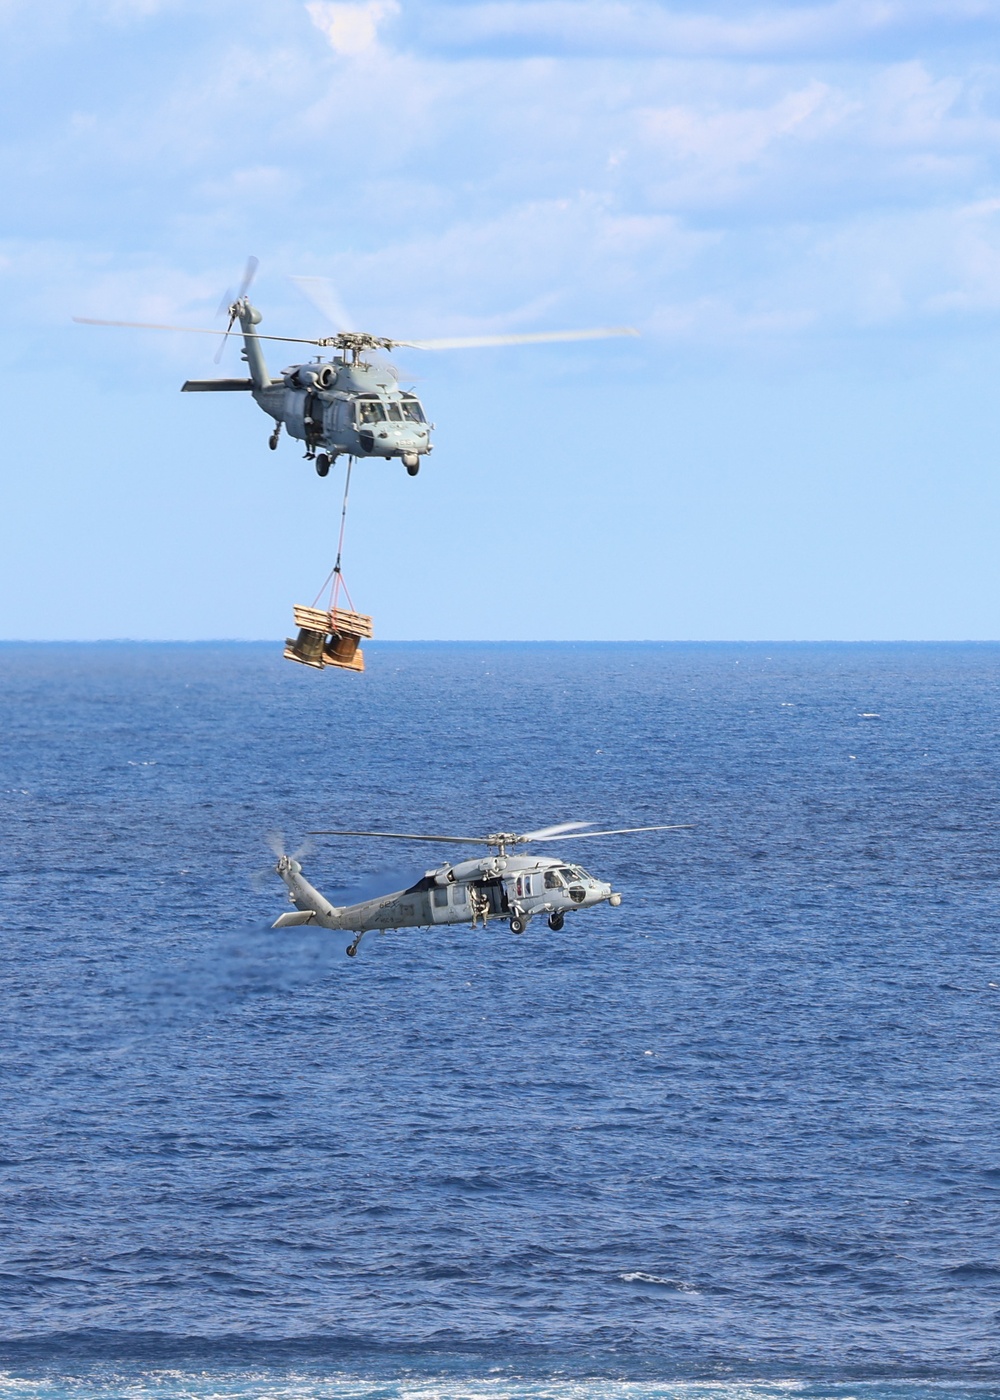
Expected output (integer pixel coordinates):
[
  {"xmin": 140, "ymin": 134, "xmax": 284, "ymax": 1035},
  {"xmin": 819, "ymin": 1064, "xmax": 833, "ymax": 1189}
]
[{"xmin": 1, "ymin": 642, "xmax": 998, "ymax": 1397}]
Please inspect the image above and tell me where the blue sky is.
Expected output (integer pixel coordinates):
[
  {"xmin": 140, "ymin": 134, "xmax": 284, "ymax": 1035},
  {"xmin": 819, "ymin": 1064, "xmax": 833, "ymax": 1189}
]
[{"xmin": 3, "ymin": 0, "xmax": 1000, "ymax": 639}]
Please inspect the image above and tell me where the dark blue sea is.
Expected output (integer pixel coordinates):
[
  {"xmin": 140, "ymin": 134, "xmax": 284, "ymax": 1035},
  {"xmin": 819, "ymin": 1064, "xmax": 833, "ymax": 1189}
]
[{"xmin": 2, "ymin": 642, "xmax": 999, "ymax": 1400}]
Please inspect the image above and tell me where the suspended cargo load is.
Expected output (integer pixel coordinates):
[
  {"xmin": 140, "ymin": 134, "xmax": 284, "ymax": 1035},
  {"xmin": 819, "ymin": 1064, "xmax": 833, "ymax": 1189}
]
[{"xmin": 284, "ymin": 604, "xmax": 374, "ymax": 673}]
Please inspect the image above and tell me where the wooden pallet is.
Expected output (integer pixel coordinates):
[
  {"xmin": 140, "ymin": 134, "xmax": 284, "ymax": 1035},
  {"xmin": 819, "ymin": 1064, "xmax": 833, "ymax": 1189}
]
[
  {"xmin": 291, "ymin": 605, "xmax": 374, "ymax": 639},
  {"xmin": 284, "ymin": 604, "xmax": 374, "ymax": 673}
]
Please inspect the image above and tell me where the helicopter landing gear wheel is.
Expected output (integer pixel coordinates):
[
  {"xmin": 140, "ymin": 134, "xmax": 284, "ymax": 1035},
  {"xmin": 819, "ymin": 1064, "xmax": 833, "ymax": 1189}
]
[
  {"xmin": 268, "ymin": 428, "xmax": 281, "ymax": 451},
  {"xmin": 346, "ymin": 943, "xmax": 358, "ymax": 957},
  {"xmin": 403, "ymin": 453, "xmax": 420, "ymax": 477},
  {"xmin": 316, "ymin": 453, "xmax": 331, "ymax": 477},
  {"xmin": 548, "ymin": 913, "xmax": 564, "ymax": 931},
  {"xmin": 510, "ymin": 916, "xmax": 526, "ymax": 935}
]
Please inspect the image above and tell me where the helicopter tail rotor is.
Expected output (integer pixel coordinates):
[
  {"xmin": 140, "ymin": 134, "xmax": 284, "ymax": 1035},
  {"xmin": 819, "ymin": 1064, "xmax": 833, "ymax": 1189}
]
[
  {"xmin": 214, "ymin": 255, "xmax": 259, "ymax": 363},
  {"xmin": 265, "ymin": 829, "xmax": 314, "ymax": 866}
]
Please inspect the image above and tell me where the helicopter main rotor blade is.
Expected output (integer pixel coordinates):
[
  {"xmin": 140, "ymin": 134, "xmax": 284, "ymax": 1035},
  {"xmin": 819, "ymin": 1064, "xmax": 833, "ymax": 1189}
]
[
  {"xmin": 72, "ymin": 316, "xmax": 326, "ymax": 346},
  {"xmin": 391, "ymin": 327, "xmax": 639, "ymax": 351},
  {"xmin": 307, "ymin": 828, "xmax": 489, "ymax": 844},
  {"xmin": 516, "ymin": 821, "xmax": 593, "ymax": 842},
  {"xmin": 531, "ymin": 824, "xmax": 694, "ymax": 841},
  {"xmin": 290, "ymin": 275, "xmax": 356, "ymax": 333}
]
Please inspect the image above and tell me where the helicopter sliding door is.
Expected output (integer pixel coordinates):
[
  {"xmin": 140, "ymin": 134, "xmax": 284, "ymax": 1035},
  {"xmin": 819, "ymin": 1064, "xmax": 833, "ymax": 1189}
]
[
  {"xmin": 481, "ymin": 879, "xmax": 508, "ymax": 918},
  {"xmin": 328, "ymin": 397, "xmax": 353, "ymax": 453}
]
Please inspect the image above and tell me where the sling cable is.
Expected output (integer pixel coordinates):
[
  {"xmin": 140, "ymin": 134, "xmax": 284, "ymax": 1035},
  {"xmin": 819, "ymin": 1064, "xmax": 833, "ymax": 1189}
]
[{"xmin": 283, "ymin": 457, "xmax": 374, "ymax": 673}]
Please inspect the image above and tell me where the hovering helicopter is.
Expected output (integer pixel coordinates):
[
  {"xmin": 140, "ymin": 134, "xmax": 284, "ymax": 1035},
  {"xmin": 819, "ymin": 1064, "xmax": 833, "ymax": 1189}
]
[
  {"xmin": 268, "ymin": 820, "xmax": 691, "ymax": 957},
  {"xmin": 74, "ymin": 258, "xmax": 639, "ymax": 478}
]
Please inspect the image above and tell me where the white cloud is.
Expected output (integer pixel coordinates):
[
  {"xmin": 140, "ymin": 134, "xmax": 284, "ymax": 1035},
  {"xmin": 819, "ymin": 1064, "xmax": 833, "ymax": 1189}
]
[
  {"xmin": 642, "ymin": 80, "xmax": 846, "ymax": 168},
  {"xmin": 306, "ymin": 0, "xmax": 400, "ymax": 55},
  {"xmin": 416, "ymin": 0, "xmax": 1000, "ymax": 58},
  {"xmin": 4, "ymin": 0, "xmax": 1000, "ymax": 362}
]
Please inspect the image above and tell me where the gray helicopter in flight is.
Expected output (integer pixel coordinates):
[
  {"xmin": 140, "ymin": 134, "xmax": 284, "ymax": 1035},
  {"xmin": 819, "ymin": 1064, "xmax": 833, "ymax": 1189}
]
[
  {"xmin": 268, "ymin": 820, "xmax": 691, "ymax": 957},
  {"xmin": 75, "ymin": 258, "xmax": 639, "ymax": 478}
]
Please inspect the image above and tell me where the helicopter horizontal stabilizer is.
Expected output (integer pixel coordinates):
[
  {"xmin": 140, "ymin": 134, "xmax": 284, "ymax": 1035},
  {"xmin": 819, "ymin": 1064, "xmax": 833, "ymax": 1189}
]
[
  {"xmin": 181, "ymin": 378, "xmax": 254, "ymax": 392},
  {"xmin": 272, "ymin": 910, "xmax": 318, "ymax": 928}
]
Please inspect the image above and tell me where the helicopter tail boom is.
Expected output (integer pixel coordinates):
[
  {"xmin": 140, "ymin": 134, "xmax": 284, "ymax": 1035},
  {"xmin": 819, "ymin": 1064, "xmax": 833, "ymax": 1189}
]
[
  {"xmin": 234, "ymin": 299, "xmax": 272, "ymax": 389},
  {"xmin": 272, "ymin": 854, "xmax": 343, "ymax": 927}
]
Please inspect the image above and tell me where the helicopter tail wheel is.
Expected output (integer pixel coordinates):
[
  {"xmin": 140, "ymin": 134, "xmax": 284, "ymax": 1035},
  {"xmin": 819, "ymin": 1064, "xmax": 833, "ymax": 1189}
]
[
  {"xmin": 403, "ymin": 453, "xmax": 420, "ymax": 477},
  {"xmin": 510, "ymin": 916, "xmax": 526, "ymax": 935},
  {"xmin": 547, "ymin": 912, "xmax": 564, "ymax": 932},
  {"xmin": 315, "ymin": 453, "xmax": 331, "ymax": 477},
  {"xmin": 268, "ymin": 426, "xmax": 281, "ymax": 451}
]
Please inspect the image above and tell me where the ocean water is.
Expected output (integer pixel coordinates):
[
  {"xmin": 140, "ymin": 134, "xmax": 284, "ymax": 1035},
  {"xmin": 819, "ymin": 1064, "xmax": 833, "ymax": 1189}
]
[{"xmin": 1, "ymin": 642, "xmax": 999, "ymax": 1399}]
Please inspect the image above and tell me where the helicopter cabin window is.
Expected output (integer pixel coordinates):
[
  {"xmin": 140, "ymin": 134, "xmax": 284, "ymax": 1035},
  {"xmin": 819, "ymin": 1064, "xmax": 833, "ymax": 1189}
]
[
  {"xmin": 357, "ymin": 399, "xmax": 386, "ymax": 425},
  {"xmin": 451, "ymin": 884, "xmax": 467, "ymax": 904},
  {"xmin": 386, "ymin": 402, "xmax": 403, "ymax": 422},
  {"xmin": 515, "ymin": 874, "xmax": 533, "ymax": 898},
  {"xmin": 544, "ymin": 869, "xmax": 564, "ymax": 890},
  {"xmin": 432, "ymin": 886, "xmax": 449, "ymax": 908},
  {"xmin": 401, "ymin": 397, "xmax": 425, "ymax": 423}
]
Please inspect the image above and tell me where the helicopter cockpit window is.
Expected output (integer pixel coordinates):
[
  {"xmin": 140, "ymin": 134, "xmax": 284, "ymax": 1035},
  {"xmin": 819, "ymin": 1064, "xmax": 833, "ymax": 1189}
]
[
  {"xmin": 401, "ymin": 398, "xmax": 425, "ymax": 423},
  {"xmin": 544, "ymin": 869, "xmax": 564, "ymax": 890},
  {"xmin": 560, "ymin": 866, "xmax": 588, "ymax": 882},
  {"xmin": 357, "ymin": 400, "xmax": 386, "ymax": 424},
  {"xmin": 386, "ymin": 402, "xmax": 403, "ymax": 422}
]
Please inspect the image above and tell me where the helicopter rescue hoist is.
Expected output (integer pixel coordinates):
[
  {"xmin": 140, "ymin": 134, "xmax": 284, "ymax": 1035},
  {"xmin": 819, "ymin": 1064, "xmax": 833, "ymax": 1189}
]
[{"xmin": 73, "ymin": 258, "xmax": 639, "ymax": 674}]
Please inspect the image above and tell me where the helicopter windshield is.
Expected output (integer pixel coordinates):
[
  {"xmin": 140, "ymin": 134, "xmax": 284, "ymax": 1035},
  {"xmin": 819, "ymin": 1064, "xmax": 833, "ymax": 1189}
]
[
  {"xmin": 357, "ymin": 400, "xmax": 386, "ymax": 424},
  {"xmin": 386, "ymin": 403, "xmax": 403, "ymax": 422},
  {"xmin": 560, "ymin": 866, "xmax": 589, "ymax": 882},
  {"xmin": 401, "ymin": 397, "xmax": 425, "ymax": 423}
]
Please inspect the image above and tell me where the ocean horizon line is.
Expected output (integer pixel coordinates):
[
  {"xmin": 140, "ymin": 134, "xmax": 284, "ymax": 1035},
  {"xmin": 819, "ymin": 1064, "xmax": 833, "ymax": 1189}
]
[{"xmin": 2, "ymin": 637, "xmax": 1000, "ymax": 647}]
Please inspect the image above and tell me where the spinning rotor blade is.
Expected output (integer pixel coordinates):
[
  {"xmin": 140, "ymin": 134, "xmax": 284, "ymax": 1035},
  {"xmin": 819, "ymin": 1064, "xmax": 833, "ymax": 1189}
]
[
  {"xmin": 215, "ymin": 257, "xmax": 258, "ymax": 362},
  {"xmin": 290, "ymin": 275, "xmax": 355, "ymax": 333},
  {"xmin": 73, "ymin": 316, "xmax": 324, "ymax": 346},
  {"xmin": 265, "ymin": 830, "xmax": 314, "ymax": 862},
  {"xmin": 306, "ymin": 821, "xmax": 690, "ymax": 849},
  {"xmin": 237, "ymin": 255, "xmax": 259, "ymax": 302},
  {"xmin": 531, "ymin": 824, "xmax": 694, "ymax": 841},
  {"xmin": 215, "ymin": 255, "xmax": 259, "ymax": 313},
  {"xmin": 516, "ymin": 821, "xmax": 593, "ymax": 842},
  {"xmin": 307, "ymin": 828, "xmax": 488, "ymax": 845},
  {"xmin": 393, "ymin": 327, "xmax": 639, "ymax": 351}
]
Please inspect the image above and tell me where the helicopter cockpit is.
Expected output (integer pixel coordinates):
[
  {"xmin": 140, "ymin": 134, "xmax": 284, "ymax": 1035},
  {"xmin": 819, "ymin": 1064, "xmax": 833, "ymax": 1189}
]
[
  {"xmin": 355, "ymin": 395, "xmax": 426, "ymax": 426},
  {"xmin": 543, "ymin": 865, "xmax": 592, "ymax": 889}
]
